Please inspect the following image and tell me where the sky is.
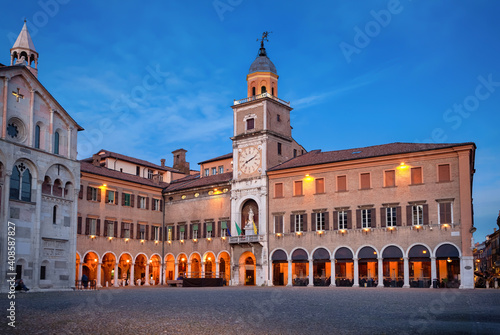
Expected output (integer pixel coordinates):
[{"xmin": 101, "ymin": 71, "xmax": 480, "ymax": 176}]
[{"xmin": 1, "ymin": 0, "xmax": 499, "ymax": 241}]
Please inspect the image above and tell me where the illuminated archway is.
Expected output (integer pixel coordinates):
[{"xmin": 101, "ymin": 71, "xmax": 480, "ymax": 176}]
[{"xmin": 239, "ymin": 251, "xmax": 256, "ymax": 286}]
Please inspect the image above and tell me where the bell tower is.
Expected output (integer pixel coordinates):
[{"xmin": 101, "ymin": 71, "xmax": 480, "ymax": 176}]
[
  {"xmin": 10, "ymin": 20, "xmax": 39, "ymax": 77},
  {"xmin": 247, "ymin": 32, "xmax": 279, "ymax": 98}
]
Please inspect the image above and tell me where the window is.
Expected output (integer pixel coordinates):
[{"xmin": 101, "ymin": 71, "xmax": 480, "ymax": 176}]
[
  {"xmin": 221, "ymin": 221, "xmax": 228, "ymax": 237},
  {"xmin": 411, "ymin": 167, "xmax": 423, "ymax": 185},
  {"xmin": 122, "ymin": 223, "xmax": 131, "ymax": 239},
  {"xmin": 123, "ymin": 193, "xmax": 131, "ymax": 207},
  {"xmin": 316, "ymin": 212, "xmax": 325, "ymax": 231},
  {"xmin": 337, "ymin": 175, "xmax": 347, "ymax": 192},
  {"xmin": 315, "ymin": 178, "xmax": 325, "ymax": 194},
  {"xmin": 212, "ymin": 167, "xmax": 217, "ymax": 175},
  {"xmin": 360, "ymin": 173, "xmax": 370, "ymax": 189},
  {"xmin": 338, "ymin": 211, "xmax": 348, "ymax": 230},
  {"xmin": 252, "ymin": 87, "xmax": 256, "ymax": 96},
  {"xmin": 9, "ymin": 164, "xmax": 32, "ymax": 202},
  {"xmin": 293, "ymin": 149, "xmax": 297, "ymax": 158},
  {"xmin": 192, "ymin": 224, "xmax": 199, "ymax": 239},
  {"xmin": 439, "ymin": 202, "xmax": 452, "ymax": 225},
  {"xmin": 106, "ymin": 190, "xmax": 117, "ymax": 204},
  {"xmin": 293, "ymin": 180, "xmax": 303, "ymax": 196},
  {"xmin": 204, "ymin": 169, "xmax": 209, "ymax": 177},
  {"xmin": 412, "ymin": 205, "xmax": 423, "ymax": 226},
  {"xmin": 384, "ymin": 170, "xmax": 395, "ymax": 187},
  {"xmin": 274, "ymin": 183, "xmax": 284, "ymax": 198},
  {"xmin": 274, "ymin": 215, "xmax": 284, "ymax": 234},
  {"xmin": 247, "ymin": 118, "xmax": 254, "ymax": 130},
  {"xmin": 179, "ymin": 225, "xmax": 185, "ymax": 240},
  {"xmin": 218, "ymin": 166, "xmax": 224, "ymax": 174},
  {"xmin": 54, "ymin": 131, "xmax": 60, "ymax": 154},
  {"xmin": 295, "ymin": 214, "xmax": 303, "ymax": 232},
  {"xmin": 34, "ymin": 125, "xmax": 40, "ymax": 149},
  {"xmin": 438, "ymin": 164, "xmax": 451, "ymax": 182},
  {"xmin": 138, "ymin": 196, "xmax": 147, "ymax": 209},
  {"xmin": 277, "ymin": 114, "xmax": 281, "ymax": 122},
  {"xmin": 148, "ymin": 169, "xmax": 153, "ymax": 179},
  {"xmin": 361, "ymin": 209, "xmax": 372, "ymax": 229},
  {"xmin": 167, "ymin": 226, "xmax": 173, "ymax": 241},
  {"xmin": 89, "ymin": 218, "xmax": 97, "ymax": 235},
  {"xmin": 272, "ymin": 87, "xmax": 275, "ymax": 96},
  {"xmin": 40, "ymin": 266, "xmax": 46, "ymax": 280},
  {"xmin": 206, "ymin": 222, "xmax": 213, "ymax": 238},
  {"xmin": 107, "ymin": 221, "xmax": 115, "ymax": 237},
  {"xmin": 386, "ymin": 207, "xmax": 397, "ymax": 227},
  {"xmin": 153, "ymin": 198, "xmax": 161, "ymax": 211},
  {"xmin": 278, "ymin": 143, "xmax": 282, "ymax": 155},
  {"xmin": 261, "ymin": 86, "xmax": 266, "ymax": 94},
  {"xmin": 136, "ymin": 166, "xmax": 140, "ymax": 176},
  {"xmin": 52, "ymin": 206, "xmax": 57, "ymax": 224},
  {"xmin": 153, "ymin": 226, "xmax": 160, "ymax": 241},
  {"xmin": 88, "ymin": 186, "xmax": 99, "ymax": 201}
]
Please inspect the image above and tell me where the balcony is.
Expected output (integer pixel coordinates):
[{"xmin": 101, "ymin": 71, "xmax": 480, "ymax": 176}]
[
  {"xmin": 234, "ymin": 92, "xmax": 290, "ymax": 107},
  {"xmin": 229, "ymin": 234, "xmax": 264, "ymax": 244}
]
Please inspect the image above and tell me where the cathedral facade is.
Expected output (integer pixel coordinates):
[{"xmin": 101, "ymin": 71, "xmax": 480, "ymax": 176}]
[{"xmin": 0, "ymin": 22, "xmax": 82, "ymax": 292}]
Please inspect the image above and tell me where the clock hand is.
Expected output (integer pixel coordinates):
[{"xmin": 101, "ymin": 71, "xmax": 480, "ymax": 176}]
[{"xmin": 245, "ymin": 155, "xmax": 257, "ymax": 164}]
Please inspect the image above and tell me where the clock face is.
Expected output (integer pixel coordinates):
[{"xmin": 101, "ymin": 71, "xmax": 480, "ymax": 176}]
[{"xmin": 239, "ymin": 146, "xmax": 261, "ymax": 175}]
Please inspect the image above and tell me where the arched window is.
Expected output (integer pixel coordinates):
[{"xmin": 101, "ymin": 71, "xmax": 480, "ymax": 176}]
[
  {"xmin": 9, "ymin": 164, "xmax": 32, "ymax": 202},
  {"xmin": 54, "ymin": 131, "xmax": 60, "ymax": 154},
  {"xmin": 261, "ymin": 86, "xmax": 267, "ymax": 94},
  {"xmin": 53, "ymin": 206, "xmax": 57, "ymax": 224},
  {"xmin": 9, "ymin": 166, "xmax": 20, "ymax": 200},
  {"xmin": 252, "ymin": 87, "xmax": 256, "ymax": 96},
  {"xmin": 35, "ymin": 125, "xmax": 40, "ymax": 149},
  {"xmin": 272, "ymin": 87, "xmax": 275, "ymax": 96}
]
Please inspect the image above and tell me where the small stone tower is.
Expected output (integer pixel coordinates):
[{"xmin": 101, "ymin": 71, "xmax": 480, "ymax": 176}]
[{"xmin": 10, "ymin": 20, "xmax": 39, "ymax": 77}]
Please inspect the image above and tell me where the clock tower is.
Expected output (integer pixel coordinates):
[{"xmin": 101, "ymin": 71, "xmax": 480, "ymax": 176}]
[{"xmin": 229, "ymin": 34, "xmax": 304, "ymax": 286}]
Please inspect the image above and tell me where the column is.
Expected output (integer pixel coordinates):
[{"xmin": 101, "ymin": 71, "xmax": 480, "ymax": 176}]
[
  {"xmin": 287, "ymin": 260, "xmax": 292, "ymax": 286},
  {"xmin": 78, "ymin": 262, "xmax": 83, "ymax": 281},
  {"xmin": 114, "ymin": 263, "xmax": 119, "ymax": 287},
  {"xmin": 353, "ymin": 258, "xmax": 359, "ymax": 287},
  {"xmin": 97, "ymin": 262, "xmax": 102, "ymax": 288},
  {"xmin": 32, "ymin": 179, "xmax": 44, "ymax": 290},
  {"xmin": 174, "ymin": 262, "xmax": 179, "ymax": 279},
  {"xmin": 29, "ymin": 89, "xmax": 35, "ymax": 146},
  {"xmin": 144, "ymin": 261, "xmax": 150, "ymax": 286},
  {"xmin": 161, "ymin": 260, "xmax": 166, "ymax": 285},
  {"xmin": 1, "ymin": 77, "xmax": 9, "ymax": 139},
  {"xmin": 308, "ymin": 258, "xmax": 314, "ymax": 286},
  {"xmin": 201, "ymin": 261, "xmax": 206, "ymax": 278},
  {"xmin": 67, "ymin": 126, "xmax": 73, "ymax": 159},
  {"xmin": 330, "ymin": 259, "xmax": 336, "ymax": 287},
  {"xmin": 130, "ymin": 263, "xmax": 135, "ymax": 286},
  {"xmin": 403, "ymin": 257, "xmax": 410, "ymax": 288},
  {"xmin": 0, "ymin": 170, "xmax": 11, "ymax": 292},
  {"xmin": 215, "ymin": 261, "xmax": 220, "ymax": 278},
  {"xmin": 49, "ymin": 109, "xmax": 54, "ymax": 153},
  {"xmin": 431, "ymin": 257, "xmax": 437, "ymax": 289},
  {"xmin": 377, "ymin": 257, "xmax": 383, "ymax": 287},
  {"xmin": 187, "ymin": 262, "xmax": 192, "ymax": 278}
]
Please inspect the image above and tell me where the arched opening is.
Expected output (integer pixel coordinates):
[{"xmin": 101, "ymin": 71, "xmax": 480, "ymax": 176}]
[
  {"xmin": 271, "ymin": 249, "xmax": 288, "ymax": 286},
  {"xmin": 52, "ymin": 205, "xmax": 57, "ymax": 224},
  {"xmin": 53, "ymin": 179, "xmax": 63, "ymax": 197},
  {"xmin": 252, "ymin": 87, "xmax": 256, "ymax": 96},
  {"xmin": 408, "ymin": 245, "xmax": 431, "ymax": 288},
  {"xmin": 261, "ymin": 86, "xmax": 267, "ymax": 94},
  {"xmin": 382, "ymin": 246, "xmax": 404, "ymax": 287},
  {"xmin": 292, "ymin": 249, "xmax": 309, "ymax": 286},
  {"xmin": 42, "ymin": 176, "xmax": 51, "ymax": 195},
  {"xmin": 313, "ymin": 248, "xmax": 331, "ymax": 286},
  {"xmin": 118, "ymin": 253, "xmax": 133, "ymax": 286},
  {"xmin": 35, "ymin": 124, "xmax": 40, "ymax": 148},
  {"xmin": 134, "ymin": 254, "xmax": 147, "ymax": 285},
  {"xmin": 64, "ymin": 181, "xmax": 73, "ymax": 198},
  {"xmin": 204, "ymin": 253, "xmax": 216, "ymax": 278},
  {"xmin": 75, "ymin": 253, "xmax": 81, "ymax": 283},
  {"xmin": 241, "ymin": 199, "xmax": 259, "ymax": 236},
  {"xmin": 271, "ymin": 86, "xmax": 275, "ymax": 96},
  {"xmin": 149, "ymin": 255, "xmax": 161, "ymax": 285},
  {"xmin": 101, "ymin": 253, "xmax": 116, "ymax": 287},
  {"xmin": 83, "ymin": 252, "xmax": 99, "ymax": 285},
  {"xmin": 335, "ymin": 247, "xmax": 354, "ymax": 287},
  {"xmin": 436, "ymin": 244, "xmax": 460, "ymax": 288},
  {"xmin": 358, "ymin": 247, "xmax": 378, "ymax": 287},
  {"xmin": 238, "ymin": 251, "xmax": 256, "ymax": 286},
  {"xmin": 165, "ymin": 255, "xmax": 175, "ymax": 281},
  {"xmin": 190, "ymin": 254, "xmax": 201, "ymax": 278},
  {"xmin": 54, "ymin": 131, "xmax": 60, "ymax": 154},
  {"xmin": 178, "ymin": 254, "xmax": 187, "ymax": 278},
  {"xmin": 218, "ymin": 252, "xmax": 230, "ymax": 285}
]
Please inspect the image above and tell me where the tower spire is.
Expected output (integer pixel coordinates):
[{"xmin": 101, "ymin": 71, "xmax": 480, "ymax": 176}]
[{"xmin": 10, "ymin": 20, "xmax": 39, "ymax": 77}]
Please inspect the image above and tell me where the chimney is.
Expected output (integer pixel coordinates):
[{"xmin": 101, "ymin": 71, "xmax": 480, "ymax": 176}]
[
  {"xmin": 172, "ymin": 149, "xmax": 190, "ymax": 175},
  {"xmin": 161, "ymin": 159, "xmax": 166, "ymax": 168},
  {"xmin": 92, "ymin": 154, "xmax": 101, "ymax": 167}
]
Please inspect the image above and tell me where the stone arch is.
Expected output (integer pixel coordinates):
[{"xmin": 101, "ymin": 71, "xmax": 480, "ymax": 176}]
[
  {"xmin": 190, "ymin": 252, "xmax": 202, "ymax": 278},
  {"xmin": 149, "ymin": 254, "xmax": 162, "ymax": 285},
  {"xmin": 239, "ymin": 251, "xmax": 256, "ymax": 286},
  {"xmin": 356, "ymin": 245, "xmax": 379, "ymax": 287},
  {"xmin": 203, "ymin": 251, "xmax": 216, "ymax": 278},
  {"xmin": 270, "ymin": 248, "xmax": 289, "ymax": 286},
  {"xmin": 101, "ymin": 252, "xmax": 117, "ymax": 287},
  {"xmin": 433, "ymin": 242, "xmax": 462, "ymax": 258},
  {"xmin": 406, "ymin": 242, "xmax": 433, "ymax": 258},
  {"xmin": 165, "ymin": 254, "xmax": 176, "ymax": 281},
  {"xmin": 134, "ymin": 254, "xmax": 148, "ymax": 285},
  {"xmin": 218, "ymin": 251, "xmax": 230, "ymax": 284}
]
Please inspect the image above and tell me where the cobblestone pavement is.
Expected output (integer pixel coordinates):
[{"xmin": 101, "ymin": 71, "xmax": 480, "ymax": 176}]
[{"xmin": 2, "ymin": 286, "xmax": 500, "ymax": 335}]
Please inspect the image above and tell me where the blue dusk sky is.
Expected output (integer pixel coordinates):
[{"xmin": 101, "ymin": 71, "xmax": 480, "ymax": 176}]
[{"xmin": 1, "ymin": 1, "xmax": 499, "ymax": 241}]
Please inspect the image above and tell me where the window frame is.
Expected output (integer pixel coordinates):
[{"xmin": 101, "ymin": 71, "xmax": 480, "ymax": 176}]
[
  {"xmin": 316, "ymin": 212, "xmax": 325, "ymax": 231},
  {"xmin": 123, "ymin": 193, "xmax": 131, "ymax": 207},
  {"xmin": 274, "ymin": 182, "xmax": 284, "ymax": 198},
  {"xmin": 384, "ymin": 170, "xmax": 396, "ymax": 187},
  {"xmin": 153, "ymin": 226, "xmax": 160, "ymax": 241},
  {"xmin": 315, "ymin": 178, "xmax": 325, "ymax": 194},
  {"xmin": 412, "ymin": 205, "xmax": 424, "ymax": 226},
  {"xmin": 153, "ymin": 198, "xmax": 161, "ymax": 211},
  {"xmin": 211, "ymin": 167, "xmax": 217, "ymax": 175},
  {"xmin": 337, "ymin": 175, "xmax": 347, "ymax": 192},
  {"xmin": 438, "ymin": 202, "xmax": 453, "ymax": 225},
  {"xmin": 438, "ymin": 164, "xmax": 451, "ymax": 183},
  {"xmin": 361, "ymin": 209, "xmax": 372, "ymax": 229},
  {"xmin": 338, "ymin": 211, "xmax": 348, "ymax": 230},
  {"xmin": 360, "ymin": 172, "xmax": 371, "ymax": 190},
  {"xmin": 386, "ymin": 207, "xmax": 397, "ymax": 227},
  {"xmin": 293, "ymin": 180, "xmax": 303, "ymax": 196},
  {"xmin": 411, "ymin": 167, "xmax": 423, "ymax": 185},
  {"xmin": 295, "ymin": 214, "xmax": 303, "ymax": 232},
  {"xmin": 246, "ymin": 118, "xmax": 255, "ymax": 130},
  {"xmin": 274, "ymin": 215, "xmax": 284, "ymax": 234}
]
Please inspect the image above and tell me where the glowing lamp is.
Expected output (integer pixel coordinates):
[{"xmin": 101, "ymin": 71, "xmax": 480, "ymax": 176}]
[
  {"xmin": 397, "ymin": 162, "xmax": 408, "ymax": 170},
  {"xmin": 447, "ymin": 257, "xmax": 452, "ymax": 263}
]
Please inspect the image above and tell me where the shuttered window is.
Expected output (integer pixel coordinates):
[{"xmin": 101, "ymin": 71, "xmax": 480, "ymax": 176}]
[
  {"xmin": 360, "ymin": 173, "xmax": 370, "ymax": 189},
  {"xmin": 315, "ymin": 178, "xmax": 325, "ymax": 194},
  {"xmin": 439, "ymin": 202, "xmax": 452, "ymax": 224},
  {"xmin": 293, "ymin": 180, "xmax": 303, "ymax": 196},
  {"xmin": 438, "ymin": 164, "xmax": 451, "ymax": 182},
  {"xmin": 274, "ymin": 183, "xmax": 284, "ymax": 198},
  {"xmin": 384, "ymin": 170, "xmax": 395, "ymax": 187},
  {"xmin": 411, "ymin": 167, "xmax": 423, "ymax": 185},
  {"xmin": 337, "ymin": 175, "xmax": 347, "ymax": 192},
  {"xmin": 274, "ymin": 215, "xmax": 283, "ymax": 234}
]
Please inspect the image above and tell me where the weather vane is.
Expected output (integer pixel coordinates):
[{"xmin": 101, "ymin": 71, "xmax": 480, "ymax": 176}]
[{"xmin": 257, "ymin": 31, "xmax": 272, "ymax": 45}]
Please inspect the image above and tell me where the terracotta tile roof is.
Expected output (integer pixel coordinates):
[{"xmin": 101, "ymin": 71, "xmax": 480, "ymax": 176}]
[
  {"xmin": 198, "ymin": 153, "xmax": 233, "ymax": 165},
  {"xmin": 84, "ymin": 149, "xmax": 182, "ymax": 173},
  {"xmin": 164, "ymin": 172, "xmax": 232, "ymax": 193},
  {"xmin": 268, "ymin": 142, "xmax": 476, "ymax": 171},
  {"xmin": 80, "ymin": 161, "xmax": 169, "ymax": 188}
]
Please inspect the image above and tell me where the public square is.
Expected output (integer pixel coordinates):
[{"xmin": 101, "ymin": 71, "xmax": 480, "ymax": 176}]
[{"xmin": 3, "ymin": 286, "xmax": 500, "ymax": 334}]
